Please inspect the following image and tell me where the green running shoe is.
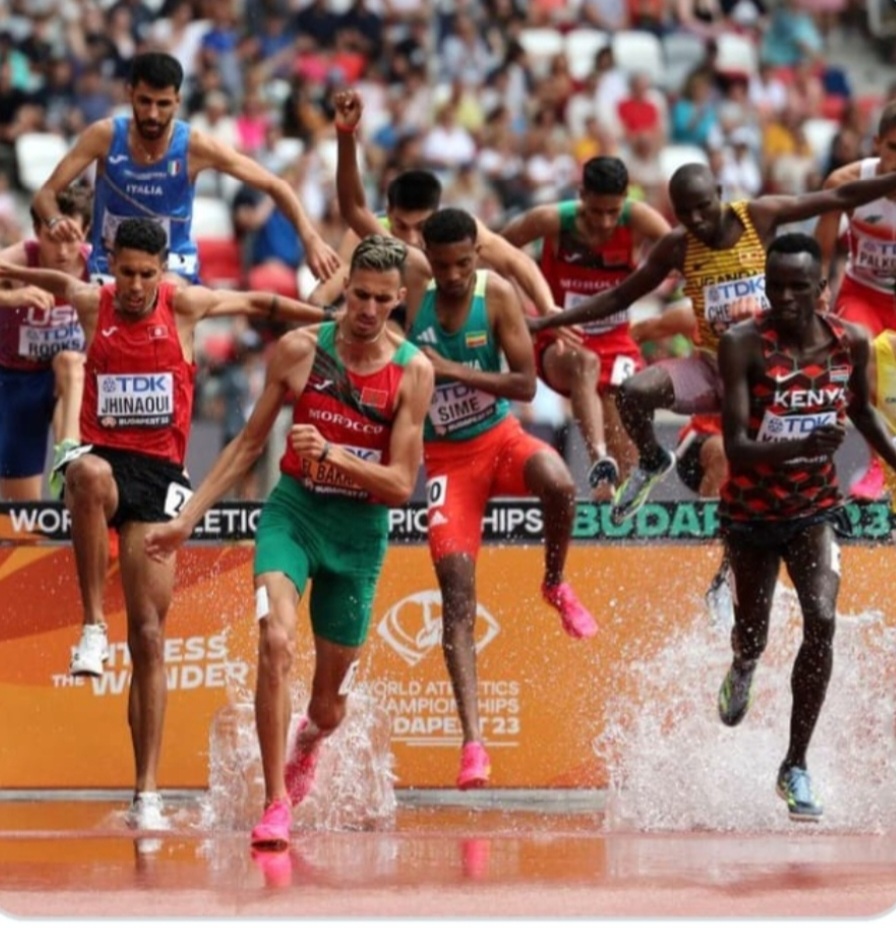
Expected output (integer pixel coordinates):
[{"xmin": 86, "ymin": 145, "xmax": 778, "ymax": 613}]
[
  {"xmin": 776, "ymin": 765, "xmax": 823, "ymax": 822},
  {"xmin": 610, "ymin": 448, "xmax": 675, "ymax": 524},
  {"xmin": 718, "ymin": 661, "xmax": 756, "ymax": 727},
  {"xmin": 49, "ymin": 438, "xmax": 79, "ymax": 500}
]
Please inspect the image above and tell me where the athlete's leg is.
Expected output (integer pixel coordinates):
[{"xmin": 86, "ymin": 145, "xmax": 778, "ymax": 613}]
[
  {"xmin": 253, "ymin": 571, "xmax": 302, "ymax": 805},
  {"xmin": 65, "ymin": 453, "xmax": 119, "ymax": 628},
  {"xmin": 50, "ymin": 350, "xmax": 85, "ymax": 445},
  {"xmin": 718, "ymin": 532, "xmax": 780, "ymax": 725},
  {"xmin": 523, "ymin": 449, "xmax": 577, "ymax": 586},
  {"xmin": 726, "ymin": 534, "xmax": 779, "ymax": 665},
  {"xmin": 306, "ymin": 635, "xmax": 361, "ymax": 741},
  {"xmin": 780, "ymin": 521, "xmax": 839, "ymax": 771},
  {"xmin": 435, "ymin": 552, "xmax": 482, "ymax": 746},
  {"xmin": 698, "ymin": 434, "xmax": 727, "ymax": 498},
  {"xmin": 614, "ymin": 365, "xmax": 676, "ymax": 468},
  {"xmin": 518, "ymin": 440, "xmax": 596, "ymax": 638},
  {"xmin": 118, "ymin": 520, "xmax": 177, "ymax": 795},
  {"xmin": 601, "ymin": 389, "xmax": 638, "ymax": 481},
  {"xmin": 540, "ymin": 342, "xmax": 605, "ymax": 465}
]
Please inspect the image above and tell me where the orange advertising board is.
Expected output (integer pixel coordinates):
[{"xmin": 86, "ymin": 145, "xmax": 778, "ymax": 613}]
[{"xmin": 1, "ymin": 501, "xmax": 893, "ymax": 790}]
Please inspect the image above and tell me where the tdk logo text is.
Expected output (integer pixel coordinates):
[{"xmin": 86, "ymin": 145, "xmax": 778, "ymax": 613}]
[{"xmin": 105, "ymin": 375, "xmax": 169, "ymax": 392}]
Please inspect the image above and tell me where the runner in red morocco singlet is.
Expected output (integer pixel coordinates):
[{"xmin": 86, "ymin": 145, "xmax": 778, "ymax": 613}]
[
  {"xmin": 502, "ymin": 156, "xmax": 671, "ymax": 497},
  {"xmin": 144, "ymin": 235, "xmax": 433, "ymax": 850}
]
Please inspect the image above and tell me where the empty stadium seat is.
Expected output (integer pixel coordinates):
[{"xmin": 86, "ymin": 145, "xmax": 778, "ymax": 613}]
[
  {"xmin": 564, "ymin": 28, "xmax": 610, "ymax": 81},
  {"xmin": 15, "ymin": 132, "xmax": 70, "ymax": 192},
  {"xmin": 611, "ymin": 30, "xmax": 664, "ymax": 85}
]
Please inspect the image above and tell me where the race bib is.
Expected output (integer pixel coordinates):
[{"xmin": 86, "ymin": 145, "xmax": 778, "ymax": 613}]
[
  {"xmin": 18, "ymin": 323, "xmax": 84, "ymax": 360},
  {"xmin": 16, "ymin": 305, "xmax": 84, "ymax": 360},
  {"xmin": 703, "ymin": 275, "xmax": 769, "ymax": 336},
  {"xmin": 854, "ymin": 237, "xmax": 896, "ymax": 277},
  {"xmin": 302, "ymin": 445, "xmax": 378, "ymax": 498},
  {"xmin": 96, "ymin": 372, "xmax": 174, "ymax": 428},
  {"xmin": 429, "ymin": 382, "xmax": 497, "ymax": 436},
  {"xmin": 563, "ymin": 291, "xmax": 627, "ymax": 334}
]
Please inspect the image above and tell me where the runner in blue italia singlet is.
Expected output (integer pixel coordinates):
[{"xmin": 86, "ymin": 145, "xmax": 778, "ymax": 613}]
[
  {"xmin": 31, "ymin": 52, "xmax": 340, "ymax": 288},
  {"xmin": 90, "ymin": 115, "xmax": 197, "ymax": 281}
]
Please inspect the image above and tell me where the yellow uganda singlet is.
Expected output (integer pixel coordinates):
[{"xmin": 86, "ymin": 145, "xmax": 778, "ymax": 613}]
[
  {"xmin": 682, "ymin": 201, "xmax": 769, "ymax": 353},
  {"xmin": 873, "ymin": 330, "xmax": 896, "ymax": 509}
]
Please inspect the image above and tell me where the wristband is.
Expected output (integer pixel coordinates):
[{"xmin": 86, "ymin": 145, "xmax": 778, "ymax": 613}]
[
  {"xmin": 319, "ymin": 441, "xmax": 331, "ymax": 463},
  {"xmin": 322, "ymin": 303, "xmax": 338, "ymax": 320},
  {"xmin": 334, "ymin": 121, "xmax": 356, "ymax": 134}
]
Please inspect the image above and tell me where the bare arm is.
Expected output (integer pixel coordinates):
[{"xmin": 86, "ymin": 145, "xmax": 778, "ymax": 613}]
[
  {"xmin": 845, "ymin": 324, "xmax": 896, "ymax": 471},
  {"xmin": 33, "ymin": 121, "xmax": 111, "ymax": 241},
  {"xmin": 292, "ymin": 351, "xmax": 434, "ymax": 506},
  {"xmin": 306, "ymin": 228, "xmax": 358, "ymax": 306},
  {"xmin": 500, "ymin": 205, "xmax": 560, "ymax": 249},
  {"xmin": 419, "ymin": 275, "xmax": 536, "ymax": 403},
  {"xmin": 333, "ymin": 90, "xmax": 389, "ymax": 241},
  {"xmin": 814, "ymin": 162, "xmax": 859, "ymax": 275},
  {"xmin": 144, "ymin": 331, "xmax": 314, "ymax": 558},
  {"xmin": 0, "ymin": 242, "xmax": 55, "ymax": 310},
  {"xmin": 189, "ymin": 131, "xmax": 340, "ymax": 281},
  {"xmin": 478, "ymin": 223, "xmax": 556, "ymax": 316},
  {"xmin": 174, "ymin": 284, "xmax": 331, "ymax": 327},
  {"xmin": 534, "ymin": 232, "xmax": 685, "ymax": 331},
  {"xmin": 752, "ymin": 167, "xmax": 896, "ymax": 236},
  {"xmin": 0, "ymin": 259, "xmax": 93, "ymax": 304},
  {"xmin": 630, "ymin": 302, "xmax": 696, "ymax": 343}
]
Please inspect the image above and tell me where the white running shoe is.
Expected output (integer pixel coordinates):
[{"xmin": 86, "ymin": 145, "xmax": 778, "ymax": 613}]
[
  {"xmin": 69, "ymin": 623, "xmax": 110, "ymax": 677},
  {"xmin": 125, "ymin": 792, "xmax": 168, "ymax": 831}
]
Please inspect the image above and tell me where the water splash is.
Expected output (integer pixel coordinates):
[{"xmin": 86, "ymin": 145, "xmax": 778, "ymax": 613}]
[
  {"xmin": 596, "ymin": 583, "xmax": 896, "ymax": 833},
  {"xmin": 201, "ymin": 687, "xmax": 396, "ymax": 833}
]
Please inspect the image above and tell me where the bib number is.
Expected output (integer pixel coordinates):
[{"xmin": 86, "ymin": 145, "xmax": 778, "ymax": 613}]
[
  {"xmin": 163, "ymin": 481, "xmax": 192, "ymax": 518},
  {"xmin": 426, "ymin": 475, "xmax": 447, "ymax": 509},
  {"xmin": 610, "ymin": 354, "xmax": 637, "ymax": 387}
]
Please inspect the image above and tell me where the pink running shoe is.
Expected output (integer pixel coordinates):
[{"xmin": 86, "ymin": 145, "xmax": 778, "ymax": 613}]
[
  {"xmin": 284, "ymin": 719, "xmax": 321, "ymax": 806},
  {"xmin": 457, "ymin": 741, "xmax": 491, "ymax": 790},
  {"xmin": 250, "ymin": 797, "xmax": 291, "ymax": 849},
  {"xmin": 542, "ymin": 581, "xmax": 598, "ymax": 639},
  {"xmin": 850, "ymin": 455, "xmax": 885, "ymax": 500},
  {"xmin": 251, "ymin": 847, "xmax": 293, "ymax": 887}
]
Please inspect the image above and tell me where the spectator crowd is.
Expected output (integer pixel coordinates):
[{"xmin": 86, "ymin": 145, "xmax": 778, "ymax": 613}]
[{"xmin": 0, "ymin": 0, "xmax": 888, "ymax": 495}]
